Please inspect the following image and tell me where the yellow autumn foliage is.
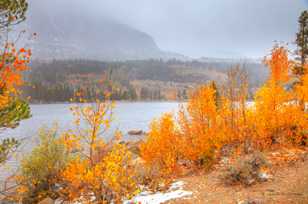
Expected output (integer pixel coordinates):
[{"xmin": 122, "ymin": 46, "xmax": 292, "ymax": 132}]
[
  {"xmin": 141, "ymin": 85, "xmax": 230, "ymax": 172},
  {"xmin": 0, "ymin": 43, "xmax": 31, "ymax": 109},
  {"xmin": 253, "ymin": 80, "xmax": 293, "ymax": 147},
  {"xmin": 251, "ymin": 46, "xmax": 307, "ymax": 148},
  {"xmin": 140, "ymin": 113, "xmax": 180, "ymax": 175},
  {"xmin": 141, "ymin": 45, "xmax": 308, "ymax": 176},
  {"xmin": 178, "ymin": 85, "xmax": 223, "ymax": 163},
  {"xmin": 59, "ymin": 100, "xmax": 139, "ymax": 203},
  {"xmin": 61, "ymin": 143, "xmax": 137, "ymax": 203}
]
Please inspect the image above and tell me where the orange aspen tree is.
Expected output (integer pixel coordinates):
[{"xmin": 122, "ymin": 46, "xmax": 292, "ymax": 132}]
[
  {"xmin": 265, "ymin": 46, "xmax": 290, "ymax": 83},
  {"xmin": 178, "ymin": 85, "xmax": 224, "ymax": 165},
  {"xmin": 60, "ymin": 98, "xmax": 139, "ymax": 203},
  {"xmin": 253, "ymin": 46, "xmax": 307, "ymax": 148},
  {"xmin": 140, "ymin": 113, "xmax": 180, "ymax": 175}
]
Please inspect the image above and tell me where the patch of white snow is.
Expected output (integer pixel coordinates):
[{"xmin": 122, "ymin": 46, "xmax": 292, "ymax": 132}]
[{"xmin": 124, "ymin": 181, "xmax": 192, "ymax": 204}]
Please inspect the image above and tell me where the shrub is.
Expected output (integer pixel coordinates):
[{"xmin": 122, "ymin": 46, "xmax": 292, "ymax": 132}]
[
  {"xmin": 16, "ymin": 126, "xmax": 70, "ymax": 203},
  {"xmin": 251, "ymin": 46, "xmax": 308, "ymax": 149},
  {"xmin": 134, "ymin": 160, "xmax": 170, "ymax": 192},
  {"xmin": 59, "ymin": 101, "xmax": 139, "ymax": 203},
  {"xmin": 140, "ymin": 113, "xmax": 181, "ymax": 175},
  {"xmin": 61, "ymin": 143, "xmax": 139, "ymax": 203},
  {"xmin": 253, "ymin": 81, "xmax": 293, "ymax": 148},
  {"xmin": 223, "ymin": 152, "xmax": 269, "ymax": 186},
  {"xmin": 178, "ymin": 85, "xmax": 227, "ymax": 166}
]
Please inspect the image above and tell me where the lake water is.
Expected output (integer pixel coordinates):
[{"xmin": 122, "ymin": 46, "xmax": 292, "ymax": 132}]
[
  {"xmin": 3, "ymin": 102, "xmax": 181, "ymax": 140},
  {"xmin": 0, "ymin": 102, "xmax": 181, "ymax": 181}
]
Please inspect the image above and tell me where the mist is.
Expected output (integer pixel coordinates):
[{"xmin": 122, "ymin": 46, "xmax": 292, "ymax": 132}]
[{"xmin": 28, "ymin": 0, "xmax": 307, "ymax": 59}]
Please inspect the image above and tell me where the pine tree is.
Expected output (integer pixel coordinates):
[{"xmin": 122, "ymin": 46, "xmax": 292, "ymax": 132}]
[
  {"xmin": 209, "ymin": 81, "xmax": 221, "ymax": 109},
  {"xmin": 294, "ymin": 10, "xmax": 308, "ymax": 75},
  {"xmin": 0, "ymin": 0, "xmax": 30, "ymax": 165}
]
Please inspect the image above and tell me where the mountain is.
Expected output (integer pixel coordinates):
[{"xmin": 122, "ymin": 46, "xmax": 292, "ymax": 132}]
[{"xmin": 18, "ymin": 0, "xmax": 177, "ymax": 61}]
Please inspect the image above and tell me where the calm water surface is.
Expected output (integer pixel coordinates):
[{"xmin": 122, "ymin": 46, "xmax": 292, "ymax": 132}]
[
  {"xmin": 0, "ymin": 102, "xmax": 181, "ymax": 181},
  {"xmin": 4, "ymin": 102, "xmax": 181, "ymax": 139}
]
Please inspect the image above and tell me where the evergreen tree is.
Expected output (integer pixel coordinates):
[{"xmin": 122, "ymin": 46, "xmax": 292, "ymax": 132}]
[
  {"xmin": 294, "ymin": 10, "xmax": 308, "ymax": 75},
  {"xmin": 0, "ymin": 0, "xmax": 30, "ymax": 164},
  {"xmin": 209, "ymin": 81, "xmax": 221, "ymax": 109}
]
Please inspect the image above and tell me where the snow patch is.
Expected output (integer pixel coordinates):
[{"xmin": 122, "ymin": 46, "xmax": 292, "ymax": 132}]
[{"xmin": 124, "ymin": 181, "xmax": 192, "ymax": 204}]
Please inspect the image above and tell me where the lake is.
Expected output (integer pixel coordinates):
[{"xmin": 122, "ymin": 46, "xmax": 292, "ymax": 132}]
[
  {"xmin": 0, "ymin": 102, "xmax": 181, "ymax": 181},
  {"xmin": 4, "ymin": 102, "xmax": 180, "ymax": 136}
]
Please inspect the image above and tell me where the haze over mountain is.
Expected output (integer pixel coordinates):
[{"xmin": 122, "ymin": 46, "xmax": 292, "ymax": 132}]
[
  {"xmin": 15, "ymin": 0, "xmax": 307, "ymax": 60},
  {"xmin": 98, "ymin": 0, "xmax": 306, "ymax": 58},
  {"xmin": 19, "ymin": 0, "xmax": 183, "ymax": 60}
]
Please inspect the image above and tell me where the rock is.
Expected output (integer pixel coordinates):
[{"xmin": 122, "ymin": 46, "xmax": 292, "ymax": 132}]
[
  {"xmin": 126, "ymin": 141, "xmax": 142, "ymax": 156},
  {"xmin": 258, "ymin": 172, "xmax": 271, "ymax": 182},
  {"xmin": 128, "ymin": 130, "xmax": 145, "ymax": 136},
  {"xmin": 245, "ymin": 178, "xmax": 256, "ymax": 186}
]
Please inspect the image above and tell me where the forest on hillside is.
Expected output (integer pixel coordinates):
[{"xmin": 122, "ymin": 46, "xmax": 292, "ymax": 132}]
[{"xmin": 23, "ymin": 59, "xmax": 267, "ymax": 102}]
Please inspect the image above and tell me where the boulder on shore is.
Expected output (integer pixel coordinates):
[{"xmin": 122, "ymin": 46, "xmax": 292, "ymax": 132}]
[{"xmin": 128, "ymin": 130, "xmax": 145, "ymax": 136}]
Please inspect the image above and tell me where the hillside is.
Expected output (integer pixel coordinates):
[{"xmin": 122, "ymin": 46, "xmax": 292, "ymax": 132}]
[
  {"xmin": 23, "ymin": 59, "xmax": 267, "ymax": 102},
  {"xmin": 167, "ymin": 148, "xmax": 308, "ymax": 204},
  {"xmin": 18, "ymin": 0, "xmax": 180, "ymax": 60}
]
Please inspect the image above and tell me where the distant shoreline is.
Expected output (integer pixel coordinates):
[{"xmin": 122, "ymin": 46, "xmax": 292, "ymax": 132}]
[{"xmin": 29, "ymin": 100, "xmax": 187, "ymax": 105}]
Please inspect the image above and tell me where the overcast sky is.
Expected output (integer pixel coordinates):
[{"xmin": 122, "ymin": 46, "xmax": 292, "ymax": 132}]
[{"xmin": 38, "ymin": 0, "xmax": 308, "ymax": 58}]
